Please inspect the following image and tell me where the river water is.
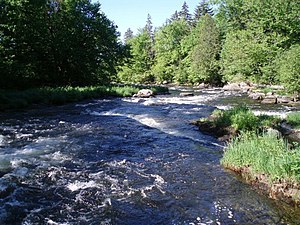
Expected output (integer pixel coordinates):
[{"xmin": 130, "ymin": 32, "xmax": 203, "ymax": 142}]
[{"xmin": 1, "ymin": 88, "xmax": 300, "ymax": 225}]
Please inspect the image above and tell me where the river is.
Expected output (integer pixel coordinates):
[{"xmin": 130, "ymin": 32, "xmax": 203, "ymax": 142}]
[{"xmin": 1, "ymin": 88, "xmax": 300, "ymax": 224}]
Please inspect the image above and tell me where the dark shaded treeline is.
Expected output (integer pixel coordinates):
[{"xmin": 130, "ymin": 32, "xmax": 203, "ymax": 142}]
[{"xmin": 0, "ymin": 0, "xmax": 124, "ymax": 89}]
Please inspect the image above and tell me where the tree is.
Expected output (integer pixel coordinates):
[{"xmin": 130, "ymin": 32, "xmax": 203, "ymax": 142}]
[
  {"xmin": 117, "ymin": 29, "xmax": 154, "ymax": 83},
  {"xmin": 221, "ymin": 29, "xmax": 274, "ymax": 83},
  {"xmin": 216, "ymin": 0, "xmax": 300, "ymax": 84},
  {"xmin": 124, "ymin": 28, "xmax": 134, "ymax": 43},
  {"xmin": 194, "ymin": 0, "xmax": 213, "ymax": 23},
  {"xmin": 190, "ymin": 14, "xmax": 221, "ymax": 84},
  {"xmin": 179, "ymin": 1, "xmax": 192, "ymax": 25},
  {"xmin": 170, "ymin": 10, "xmax": 180, "ymax": 22},
  {"xmin": 276, "ymin": 44, "xmax": 300, "ymax": 94},
  {"xmin": 152, "ymin": 19, "xmax": 190, "ymax": 83},
  {"xmin": 145, "ymin": 14, "xmax": 154, "ymax": 42},
  {"xmin": 0, "ymin": 0, "xmax": 122, "ymax": 89}
]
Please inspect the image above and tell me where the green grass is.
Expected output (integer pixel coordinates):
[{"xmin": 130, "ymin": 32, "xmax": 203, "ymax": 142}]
[
  {"xmin": 221, "ymin": 132, "xmax": 300, "ymax": 182},
  {"xmin": 287, "ymin": 112, "xmax": 300, "ymax": 129},
  {"xmin": 209, "ymin": 105, "xmax": 280, "ymax": 133},
  {"xmin": 0, "ymin": 85, "xmax": 168, "ymax": 111}
]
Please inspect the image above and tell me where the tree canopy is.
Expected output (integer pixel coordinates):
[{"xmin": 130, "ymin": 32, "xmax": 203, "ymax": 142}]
[
  {"xmin": 1, "ymin": 0, "xmax": 299, "ymax": 93},
  {"xmin": 0, "ymin": 0, "xmax": 122, "ymax": 89}
]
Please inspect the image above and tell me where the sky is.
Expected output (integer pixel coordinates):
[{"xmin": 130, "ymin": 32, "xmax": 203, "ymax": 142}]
[{"xmin": 93, "ymin": 0, "xmax": 200, "ymax": 40}]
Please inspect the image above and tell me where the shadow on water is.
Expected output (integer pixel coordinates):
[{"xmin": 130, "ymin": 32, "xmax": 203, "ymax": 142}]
[{"xmin": 0, "ymin": 93, "xmax": 300, "ymax": 224}]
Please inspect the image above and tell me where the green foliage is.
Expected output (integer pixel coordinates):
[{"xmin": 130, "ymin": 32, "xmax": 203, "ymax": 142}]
[
  {"xmin": 217, "ymin": 0, "xmax": 300, "ymax": 84},
  {"xmin": 287, "ymin": 112, "xmax": 300, "ymax": 129},
  {"xmin": 221, "ymin": 30, "xmax": 271, "ymax": 83},
  {"xmin": 0, "ymin": 0, "xmax": 122, "ymax": 89},
  {"xmin": 221, "ymin": 132, "xmax": 300, "ymax": 182},
  {"xmin": 152, "ymin": 19, "xmax": 190, "ymax": 83},
  {"xmin": 117, "ymin": 29, "xmax": 154, "ymax": 84},
  {"xmin": 276, "ymin": 44, "xmax": 300, "ymax": 94},
  {"xmin": 211, "ymin": 105, "xmax": 279, "ymax": 132},
  {"xmin": 190, "ymin": 14, "xmax": 221, "ymax": 85}
]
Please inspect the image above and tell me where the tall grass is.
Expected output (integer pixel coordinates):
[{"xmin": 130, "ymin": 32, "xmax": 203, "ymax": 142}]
[
  {"xmin": 287, "ymin": 112, "xmax": 300, "ymax": 129},
  {"xmin": 211, "ymin": 105, "xmax": 280, "ymax": 132},
  {"xmin": 0, "ymin": 85, "xmax": 168, "ymax": 111},
  {"xmin": 222, "ymin": 132, "xmax": 300, "ymax": 182}
]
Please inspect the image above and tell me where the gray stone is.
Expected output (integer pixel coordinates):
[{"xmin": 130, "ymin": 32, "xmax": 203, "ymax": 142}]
[
  {"xmin": 197, "ymin": 83, "xmax": 209, "ymax": 89},
  {"xmin": 249, "ymin": 92, "xmax": 265, "ymax": 100},
  {"xmin": 133, "ymin": 89, "xmax": 154, "ymax": 98},
  {"xmin": 223, "ymin": 83, "xmax": 241, "ymax": 91},
  {"xmin": 277, "ymin": 96, "xmax": 293, "ymax": 104},
  {"xmin": 261, "ymin": 96, "xmax": 277, "ymax": 104}
]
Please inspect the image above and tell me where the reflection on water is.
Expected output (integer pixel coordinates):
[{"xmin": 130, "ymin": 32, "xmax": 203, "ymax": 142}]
[{"xmin": 0, "ymin": 89, "xmax": 300, "ymax": 224}]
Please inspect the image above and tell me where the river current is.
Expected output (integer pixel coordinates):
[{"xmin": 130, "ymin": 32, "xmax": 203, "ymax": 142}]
[{"xmin": 1, "ymin": 88, "xmax": 300, "ymax": 224}]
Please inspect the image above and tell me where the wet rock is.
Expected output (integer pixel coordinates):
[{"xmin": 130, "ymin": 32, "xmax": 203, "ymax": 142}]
[
  {"xmin": 266, "ymin": 91, "xmax": 275, "ymax": 96},
  {"xmin": 249, "ymin": 92, "xmax": 265, "ymax": 100},
  {"xmin": 277, "ymin": 122, "xmax": 300, "ymax": 144},
  {"xmin": 266, "ymin": 128, "xmax": 281, "ymax": 138},
  {"xmin": 261, "ymin": 95, "xmax": 277, "ymax": 104},
  {"xmin": 197, "ymin": 83, "xmax": 209, "ymax": 89},
  {"xmin": 223, "ymin": 83, "xmax": 241, "ymax": 91},
  {"xmin": 223, "ymin": 82, "xmax": 252, "ymax": 92},
  {"xmin": 179, "ymin": 92, "xmax": 194, "ymax": 97},
  {"xmin": 133, "ymin": 89, "xmax": 154, "ymax": 98},
  {"xmin": 277, "ymin": 96, "xmax": 293, "ymax": 104}
]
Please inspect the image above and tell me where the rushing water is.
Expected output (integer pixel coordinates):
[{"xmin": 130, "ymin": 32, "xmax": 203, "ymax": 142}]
[{"xmin": 1, "ymin": 89, "xmax": 300, "ymax": 225}]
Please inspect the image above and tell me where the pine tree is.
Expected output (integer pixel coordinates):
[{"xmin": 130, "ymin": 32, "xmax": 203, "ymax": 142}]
[
  {"xmin": 170, "ymin": 10, "xmax": 180, "ymax": 22},
  {"xmin": 144, "ymin": 14, "xmax": 154, "ymax": 42},
  {"xmin": 124, "ymin": 28, "xmax": 134, "ymax": 43},
  {"xmin": 194, "ymin": 0, "xmax": 213, "ymax": 22},
  {"xmin": 179, "ymin": 2, "xmax": 192, "ymax": 24}
]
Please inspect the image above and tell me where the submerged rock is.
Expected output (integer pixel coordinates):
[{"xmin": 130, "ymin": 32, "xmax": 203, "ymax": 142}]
[{"xmin": 179, "ymin": 92, "xmax": 194, "ymax": 97}]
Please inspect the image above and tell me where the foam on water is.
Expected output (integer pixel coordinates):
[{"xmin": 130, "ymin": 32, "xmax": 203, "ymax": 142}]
[{"xmin": 67, "ymin": 181, "xmax": 99, "ymax": 192}]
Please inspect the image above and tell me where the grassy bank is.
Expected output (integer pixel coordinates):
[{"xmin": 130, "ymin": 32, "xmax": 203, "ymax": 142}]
[
  {"xmin": 0, "ymin": 85, "xmax": 168, "ymax": 111},
  {"xmin": 194, "ymin": 106, "xmax": 300, "ymax": 205},
  {"xmin": 222, "ymin": 132, "xmax": 300, "ymax": 183},
  {"xmin": 193, "ymin": 105, "xmax": 280, "ymax": 141}
]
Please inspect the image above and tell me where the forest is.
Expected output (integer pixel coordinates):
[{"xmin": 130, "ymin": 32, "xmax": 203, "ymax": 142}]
[{"xmin": 0, "ymin": 0, "xmax": 299, "ymax": 94}]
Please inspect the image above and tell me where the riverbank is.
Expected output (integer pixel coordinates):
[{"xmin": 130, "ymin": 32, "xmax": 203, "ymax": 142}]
[
  {"xmin": 193, "ymin": 106, "xmax": 300, "ymax": 207},
  {"xmin": 0, "ymin": 85, "xmax": 168, "ymax": 111}
]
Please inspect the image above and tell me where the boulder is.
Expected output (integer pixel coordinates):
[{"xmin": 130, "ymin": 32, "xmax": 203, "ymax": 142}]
[
  {"xmin": 249, "ymin": 92, "xmax": 265, "ymax": 100},
  {"xmin": 223, "ymin": 82, "xmax": 252, "ymax": 92},
  {"xmin": 261, "ymin": 95, "xmax": 277, "ymax": 104},
  {"xmin": 197, "ymin": 83, "xmax": 209, "ymax": 89},
  {"xmin": 179, "ymin": 92, "xmax": 194, "ymax": 97},
  {"xmin": 278, "ymin": 122, "xmax": 300, "ymax": 144},
  {"xmin": 223, "ymin": 83, "xmax": 241, "ymax": 91},
  {"xmin": 133, "ymin": 89, "xmax": 154, "ymax": 98},
  {"xmin": 277, "ymin": 96, "xmax": 293, "ymax": 104}
]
